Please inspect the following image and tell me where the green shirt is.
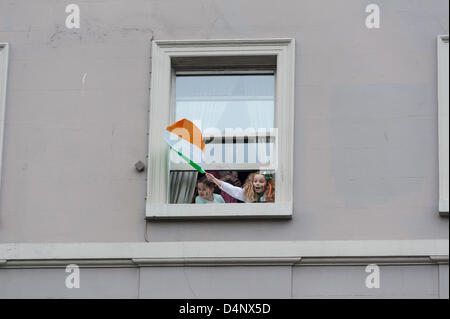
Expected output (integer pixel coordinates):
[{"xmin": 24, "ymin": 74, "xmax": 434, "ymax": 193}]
[{"xmin": 195, "ymin": 193, "xmax": 225, "ymax": 204}]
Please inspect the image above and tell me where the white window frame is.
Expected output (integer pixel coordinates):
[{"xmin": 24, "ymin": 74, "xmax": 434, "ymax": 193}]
[
  {"xmin": 437, "ymin": 35, "xmax": 449, "ymax": 216},
  {"xmin": 0, "ymin": 43, "xmax": 9, "ymax": 188},
  {"xmin": 146, "ymin": 39, "xmax": 295, "ymax": 219}
]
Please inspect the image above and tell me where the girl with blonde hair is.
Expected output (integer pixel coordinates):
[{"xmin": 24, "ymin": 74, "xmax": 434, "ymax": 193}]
[{"xmin": 206, "ymin": 172, "xmax": 274, "ymax": 203}]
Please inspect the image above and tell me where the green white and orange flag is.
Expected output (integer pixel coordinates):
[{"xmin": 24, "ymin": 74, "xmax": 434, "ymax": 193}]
[{"xmin": 164, "ymin": 118, "xmax": 206, "ymax": 174}]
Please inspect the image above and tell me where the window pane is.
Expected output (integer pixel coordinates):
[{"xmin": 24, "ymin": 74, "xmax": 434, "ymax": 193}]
[
  {"xmin": 171, "ymin": 74, "xmax": 276, "ymax": 204},
  {"xmin": 175, "ymin": 75, "xmax": 275, "ymax": 132},
  {"xmin": 204, "ymin": 142, "xmax": 275, "ymax": 165}
]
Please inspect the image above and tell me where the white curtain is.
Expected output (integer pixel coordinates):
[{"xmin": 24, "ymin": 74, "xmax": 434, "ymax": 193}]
[
  {"xmin": 176, "ymin": 101, "xmax": 227, "ymax": 132},
  {"xmin": 175, "ymin": 75, "xmax": 274, "ymax": 132},
  {"xmin": 169, "ymin": 171, "xmax": 198, "ymax": 204},
  {"xmin": 246, "ymin": 101, "xmax": 274, "ymax": 132}
]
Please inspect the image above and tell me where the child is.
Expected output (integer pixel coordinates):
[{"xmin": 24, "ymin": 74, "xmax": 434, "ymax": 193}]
[
  {"xmin": 195, "ymin": 176, "xmax": 225, "ymax": 204},
  {"xmin": 206, "ymin": 172, "xmax": 275, "ymax": 203}
]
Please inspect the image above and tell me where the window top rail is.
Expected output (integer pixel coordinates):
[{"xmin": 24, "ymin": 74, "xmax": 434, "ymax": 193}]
[
  {"xmin": 176, "ymin": 95, "xmax": 274, "ymax": 102},
  {"xmin": 176, "ymin": 70, "xmax": 275, "ymax": 75}
]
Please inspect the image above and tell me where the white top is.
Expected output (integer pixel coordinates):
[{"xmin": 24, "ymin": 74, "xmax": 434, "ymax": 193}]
[{"xmin": 220, "ymin": 181, "xmax": 269, "ymax": 203}]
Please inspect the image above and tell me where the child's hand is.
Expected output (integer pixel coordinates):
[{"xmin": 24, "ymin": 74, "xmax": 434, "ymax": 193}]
[
  {"xmin": 205, "ymin": 173, "xmax": 215, "ymax": 182},
  {"xmin": 205, "ymin": 173, "xmax": 222, "ymax": 187}
]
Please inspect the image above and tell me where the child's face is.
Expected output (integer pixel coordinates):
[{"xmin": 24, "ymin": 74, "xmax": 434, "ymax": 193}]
[
  {"xmin": 197, "ymin": 183, "xmax": 214, "ymax": 199},
  {"xmin": 253, "ymin": 174, "xmax": 267, "ymax": 193}
]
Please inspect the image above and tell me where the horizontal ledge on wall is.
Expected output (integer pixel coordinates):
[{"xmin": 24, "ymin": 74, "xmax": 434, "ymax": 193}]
[
  {"xmin": 0, "ymin": 240, "xmax": 448, "ymax": 268},
  {"xmin": 0, "ymin": 256, "xmax": 448, "ymax": 269},
  {"xmin": 429, "ymin": 255, "xmax": 450, "ymax": 264},
  {"xmin": 1, "ymin": 259, "xmax": 135, "ymax": 269},
  {"xmin": 131, "ymin": 257, "xmax": 302, "ymax": 266},
  {"xmin": 297, "ymin": 256, "xmax": 448, "ymax": 266}
]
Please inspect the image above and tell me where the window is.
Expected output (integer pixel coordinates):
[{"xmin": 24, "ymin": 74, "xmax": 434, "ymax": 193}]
[
  {"xmin": 146, "ymin": 39, "xmax": 295, "ymax": 219},
  {"xmin": 0, "ymin": 43, "xmax": 9, "ymax": 187},
  {"xmin": 169, "ymin": 73, "xmax": 277, "ymax": 204},
  {"xmin": 437, "ymin": 35, "xmax": 449, "ymax": 216}
]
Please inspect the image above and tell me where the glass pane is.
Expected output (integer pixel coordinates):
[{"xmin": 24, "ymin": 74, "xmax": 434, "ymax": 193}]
[
  {"xmin": 203, "ymin": 142, "xmax": 275, "ymax": 165},
  {"xmin": 170, "ymin": 74, "xmax": 276, "ymax": 204},
  {"xmin": 175, "ymin": 75, "xmax": 275, "ymax": 132}
]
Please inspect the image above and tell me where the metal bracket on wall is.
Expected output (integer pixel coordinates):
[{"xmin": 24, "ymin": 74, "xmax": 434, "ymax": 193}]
[{"xmin": 135, "ymin": 161, "xmax": 146, "ymax": 172}]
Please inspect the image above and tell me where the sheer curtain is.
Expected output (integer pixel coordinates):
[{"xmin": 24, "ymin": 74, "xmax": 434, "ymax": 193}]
[
  {"xmin": 246, "ymin": 100, "xmax": 274, "ymax": 131},
  {"xmin": 169, "ymin": 171, "xmax": 198, "ymax": 204},
  {"xmin": 176, "ymin": 101, "xmax": 227, "ymax": 132},
  {"xmin": 175, "ymin": 75, "xmax": 274, "ymax": 132}
]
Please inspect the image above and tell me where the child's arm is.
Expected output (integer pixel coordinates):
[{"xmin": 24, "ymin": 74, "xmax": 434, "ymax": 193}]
[
  {"xmin": 220, "ymin": 181, "xmax": 247, "ymax": 202},
  {"xmin": 206, "ymin": 173, "xmax": 246, "ymax": 202}
]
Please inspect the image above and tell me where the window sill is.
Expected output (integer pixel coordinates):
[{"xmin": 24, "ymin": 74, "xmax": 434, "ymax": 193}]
[{"xmin": 146, "ymin": 202, "xmax": 293, "ymax": 220}]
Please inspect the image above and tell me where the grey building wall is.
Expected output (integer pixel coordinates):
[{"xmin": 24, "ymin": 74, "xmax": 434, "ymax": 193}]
[
  {"xmin": 0, "ymin": 0, "xmax": 448, "ymax": 243},
  {"xmin": 0, "ymin": 265, "xmax": 448, "ymax": 299},
  {"xmin": 0, "ymin": 0, "xmax": 448, "ymax": 299}
]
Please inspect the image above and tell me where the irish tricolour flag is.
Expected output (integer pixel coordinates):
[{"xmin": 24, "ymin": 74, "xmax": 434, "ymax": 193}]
[{"xmin": 164, "ymin": 119, "xmax": 206, "ymax": 173}]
